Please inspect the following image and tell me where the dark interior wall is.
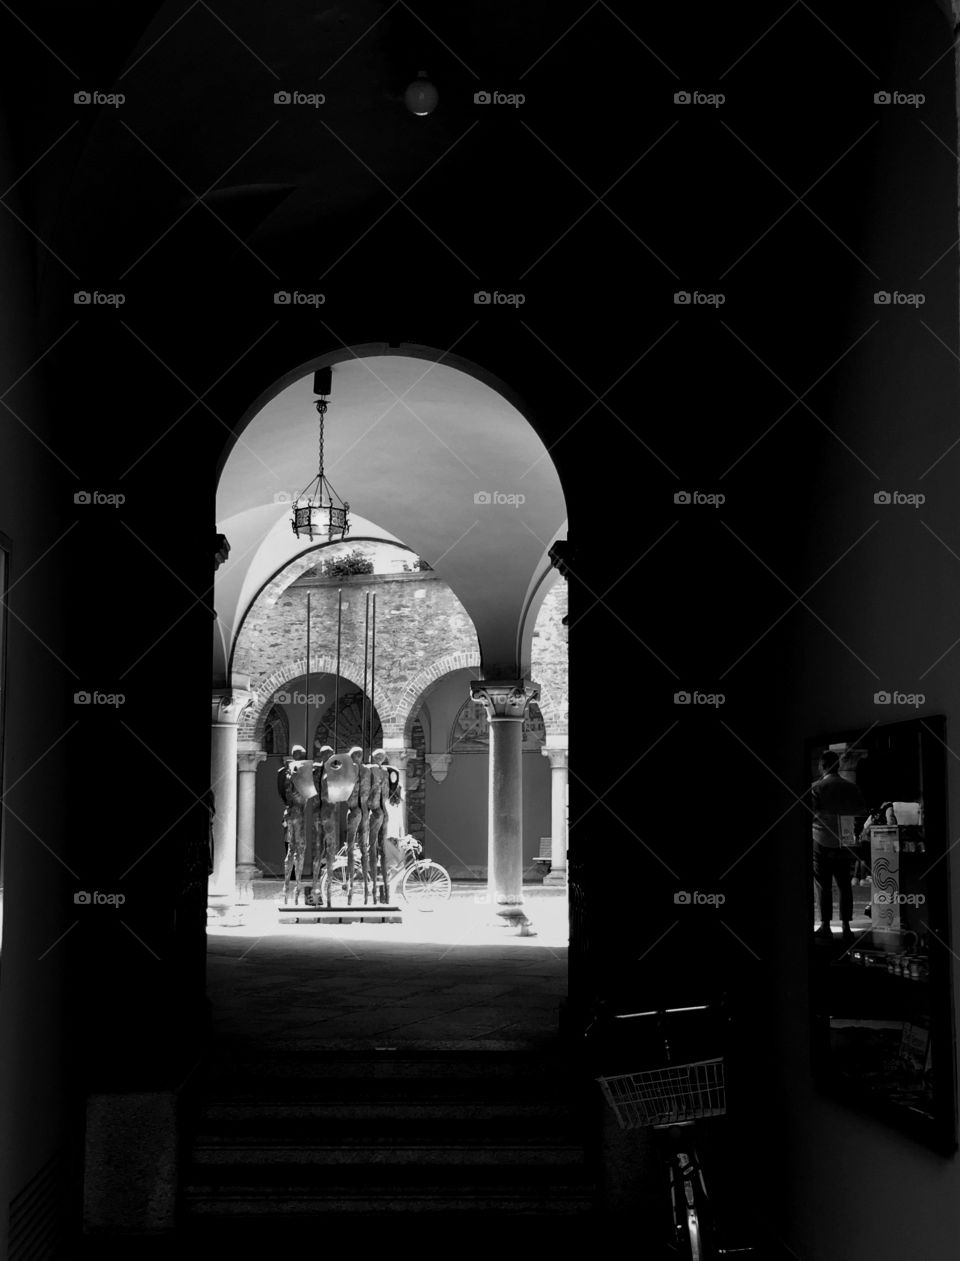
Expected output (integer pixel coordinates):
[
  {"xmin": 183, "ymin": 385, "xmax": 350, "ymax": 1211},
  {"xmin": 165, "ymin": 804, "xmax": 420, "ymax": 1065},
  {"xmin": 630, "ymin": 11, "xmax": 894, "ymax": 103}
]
[
  {"xmin": 0, "ymin": 0, "xmax": 955, "ymax": 1249},
  {"xmin": 764, "ymin": 8, "xmax": 960, "ymax": 1257},
  {"xmin": 0, "ymin": 108, "xmax": 72, "ymax": 1249}
]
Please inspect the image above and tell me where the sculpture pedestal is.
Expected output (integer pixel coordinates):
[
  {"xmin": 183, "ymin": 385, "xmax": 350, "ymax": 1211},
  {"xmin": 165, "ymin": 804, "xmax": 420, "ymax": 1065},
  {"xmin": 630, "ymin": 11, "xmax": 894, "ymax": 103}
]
[{"xmin": 277, "ymin": 904, "xmax": 403, "ymax": 924}]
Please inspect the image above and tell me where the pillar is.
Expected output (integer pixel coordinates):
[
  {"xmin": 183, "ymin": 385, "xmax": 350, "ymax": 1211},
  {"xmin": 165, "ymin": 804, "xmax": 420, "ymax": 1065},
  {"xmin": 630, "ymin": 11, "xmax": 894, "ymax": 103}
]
[
  {"xmin": 236, "ymin": 743, "xmax": 267, "ymax": 902},
  {"xmin": 381, "ymin": 737, "xmax": 415, "ymax": 836},
  {"xmin": 542, "ymin": 738, "xmax": 569, "ymax": 886},
  {"xmin": 471, "ymin": 680, "xmax": 540, "ymax": 932},
  {"xmin": 208, "ymin": 687, "xmax": 253, "ymax": 922}
]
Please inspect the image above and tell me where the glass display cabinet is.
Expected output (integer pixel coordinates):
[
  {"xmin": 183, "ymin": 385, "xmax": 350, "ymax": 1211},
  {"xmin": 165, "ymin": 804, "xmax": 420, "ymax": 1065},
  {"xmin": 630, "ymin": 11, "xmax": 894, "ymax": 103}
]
[{"xmin": 806, "ymin": 715, "xmax": 956, "ymax": 1153}]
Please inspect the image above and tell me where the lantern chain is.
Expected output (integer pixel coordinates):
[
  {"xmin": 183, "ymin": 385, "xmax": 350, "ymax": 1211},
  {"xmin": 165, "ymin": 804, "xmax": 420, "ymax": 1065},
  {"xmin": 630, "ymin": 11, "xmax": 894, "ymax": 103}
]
[{"xmin": 316, "ymin": 397, "xmax": 327, "ymax": 485}]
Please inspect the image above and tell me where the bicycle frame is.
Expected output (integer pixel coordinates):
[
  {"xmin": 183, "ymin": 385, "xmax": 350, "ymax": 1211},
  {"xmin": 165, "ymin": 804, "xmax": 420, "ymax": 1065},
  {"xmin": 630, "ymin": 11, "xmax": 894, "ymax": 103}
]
[
  {"xmin": 591, "ymin": 1003, "xmax": 738, "ymax": 1261},
  {"xmin": 332, "ymin": 837, "xmax": 419, "ymax": 888}
]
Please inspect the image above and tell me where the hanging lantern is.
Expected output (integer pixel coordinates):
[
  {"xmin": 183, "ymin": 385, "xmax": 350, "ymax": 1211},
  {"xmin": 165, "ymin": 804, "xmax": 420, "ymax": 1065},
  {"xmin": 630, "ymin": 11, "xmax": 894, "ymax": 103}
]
[{"xmin": 291, "ymin": 369, "xmax": 351, "ymax": 541}]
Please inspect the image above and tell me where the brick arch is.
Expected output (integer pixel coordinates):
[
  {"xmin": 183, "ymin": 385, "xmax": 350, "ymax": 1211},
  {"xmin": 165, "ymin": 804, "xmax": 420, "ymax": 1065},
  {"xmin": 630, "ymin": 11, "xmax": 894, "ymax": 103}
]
[
  {"xmin": 394, "ymin": 655, "xmax": 567, "ymax": 743},
  {"xmin": 240, "ymin": 652, "xmax": 370, "ymax": 742},
  {"xmin": 530, "ymin": 685, "xmax": 565, "ymax": 739},
  {"xmin": 395, "ymin": 651, "xmax": 482, "ymax": 744}
]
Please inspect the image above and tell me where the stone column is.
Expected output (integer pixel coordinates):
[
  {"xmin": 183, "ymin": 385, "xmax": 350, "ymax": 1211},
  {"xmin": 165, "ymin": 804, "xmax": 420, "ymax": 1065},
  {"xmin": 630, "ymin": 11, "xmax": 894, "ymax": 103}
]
[
  {"xmin": 381, "ymin": 738, "xmax": 415, "ymax": 836},
  {"xmin": 208, "ymin": 687, "xmax": 253, "ymax": 922},
  {"xmin": 236, "ymin": 743, "xmax": 267, "ymax": 902},
  {"xmin": 471, "ymin": 680, "xmax": 540, "ymax": 933},
  {"xmin": 542, "ymin": 739, "xmax": 569, "ymax": 886}
]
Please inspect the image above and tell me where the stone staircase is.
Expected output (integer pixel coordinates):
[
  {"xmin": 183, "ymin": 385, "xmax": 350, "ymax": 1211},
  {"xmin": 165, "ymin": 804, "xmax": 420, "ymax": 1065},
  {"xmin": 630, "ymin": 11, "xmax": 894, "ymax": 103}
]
[{"xmin": 181, "ymin": 1049, "xmax": 598, "ymax": 1233}]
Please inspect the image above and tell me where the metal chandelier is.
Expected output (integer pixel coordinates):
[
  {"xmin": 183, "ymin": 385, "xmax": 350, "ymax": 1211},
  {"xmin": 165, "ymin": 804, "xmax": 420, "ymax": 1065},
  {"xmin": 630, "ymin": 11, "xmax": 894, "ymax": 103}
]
[{"xmin": 291, "ymin": 366, "xmax": 351, "ymax": 542}]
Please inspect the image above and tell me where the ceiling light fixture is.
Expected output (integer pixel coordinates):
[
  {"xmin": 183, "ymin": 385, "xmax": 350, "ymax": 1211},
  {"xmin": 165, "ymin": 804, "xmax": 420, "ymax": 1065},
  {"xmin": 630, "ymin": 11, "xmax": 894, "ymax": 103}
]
[
  {"xmin": 405, "ymin": 70, "xmax": 438, "ymax": 116},
  {"xmin": 291, "ymin": 367, "xmax": 351, "ymax": 541}
]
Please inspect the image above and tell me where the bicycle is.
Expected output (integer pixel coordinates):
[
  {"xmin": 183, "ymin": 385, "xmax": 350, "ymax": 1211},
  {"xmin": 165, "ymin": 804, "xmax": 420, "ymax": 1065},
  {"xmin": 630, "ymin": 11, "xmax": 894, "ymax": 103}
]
[
  {"xmin": 590, "ymin": 1001, "xmax": 753, "ymax": 1260},
  {"xmin": 320, "ymin": 836, "xmax": 452, "ymax": 909}
]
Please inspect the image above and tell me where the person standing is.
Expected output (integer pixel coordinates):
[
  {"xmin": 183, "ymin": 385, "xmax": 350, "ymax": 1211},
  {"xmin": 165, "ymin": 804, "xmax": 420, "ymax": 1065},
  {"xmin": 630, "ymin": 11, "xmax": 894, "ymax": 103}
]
[{"xmin": 811, "ymin": 749, "xmax": 866, "ymax": 941}]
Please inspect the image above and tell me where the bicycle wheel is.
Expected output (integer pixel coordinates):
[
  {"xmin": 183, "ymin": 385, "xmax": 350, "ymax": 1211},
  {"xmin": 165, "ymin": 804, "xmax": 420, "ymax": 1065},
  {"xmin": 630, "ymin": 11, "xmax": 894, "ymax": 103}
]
[
  {"xmin": 319, "ymin": 860, "xmax": 354, "ymax": 904},
  {"xmin": 401, "ymin": 860, "xmax": 452, "ymax": 908}
]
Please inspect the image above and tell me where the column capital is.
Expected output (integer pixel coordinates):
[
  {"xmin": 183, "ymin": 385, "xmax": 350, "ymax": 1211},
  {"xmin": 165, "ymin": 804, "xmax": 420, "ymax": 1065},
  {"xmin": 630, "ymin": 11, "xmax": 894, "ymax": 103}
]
[
  {"xmin": 470, "ymin": 680, "xmax": 540, "ymax": 720},
  {"xmin": 212, "ymin": 689, "xmax": 253, "ymax": 725},
  {"xmin": 381, "ymin": 737, "xmax": 415, "ymax": 766},
  {"xmin": 237, "ymin": 746, "xmax": 267, "ymax": 773},
  {"xmin": 214, "ymin": 533, "xmax": 231, "ymax": 570},
  {"xmin": 542, "ymin": 746, "xmax": 568, "ymax": 770},
  {"xmin": 548, "ymin": 539, "xmax": 574, "ymax": 578}
]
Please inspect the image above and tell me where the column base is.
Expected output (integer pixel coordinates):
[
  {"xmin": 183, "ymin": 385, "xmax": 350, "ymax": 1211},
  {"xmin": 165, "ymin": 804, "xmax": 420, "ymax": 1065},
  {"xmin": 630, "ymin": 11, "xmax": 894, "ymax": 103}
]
[
  {"xmin": 495, "ymin": 903, "xmax": 537, "ymax": 936},
  {"xmin": 543, "ymin": 869, "xmax": 567, "ymax": 887},
  {"xmin": 207, "ymin": 895, "xmax": 245, "ymax": 926},
  {"xmin": 235, "ymin": 864, "xmax": 261, "ymax": 906}
]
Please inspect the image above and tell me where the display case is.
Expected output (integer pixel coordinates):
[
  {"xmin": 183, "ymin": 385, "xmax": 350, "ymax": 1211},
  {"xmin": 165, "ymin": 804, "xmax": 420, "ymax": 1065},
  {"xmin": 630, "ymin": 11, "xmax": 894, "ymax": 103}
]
[{"xmin": 805, "ymin": 715, "xmax": 956, "ymax": 1152}]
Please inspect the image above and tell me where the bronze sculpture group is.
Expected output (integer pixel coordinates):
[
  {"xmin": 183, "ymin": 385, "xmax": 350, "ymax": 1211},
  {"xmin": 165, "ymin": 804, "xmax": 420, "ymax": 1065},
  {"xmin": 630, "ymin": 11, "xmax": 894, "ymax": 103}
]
[
  {"xmin": 277, "ymin": 583, "xmax": 403, "ymax": 906},
  {"xmin": 278, "ymin": 744, "xmax": 402, "ymax": 906}
]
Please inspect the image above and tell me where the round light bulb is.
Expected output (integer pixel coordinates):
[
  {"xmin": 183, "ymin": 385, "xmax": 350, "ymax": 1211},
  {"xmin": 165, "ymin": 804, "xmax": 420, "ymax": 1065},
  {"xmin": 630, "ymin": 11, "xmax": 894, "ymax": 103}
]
[{"xmin": 405, "ymin": 71, "xmax": 438, "ymax": 116}]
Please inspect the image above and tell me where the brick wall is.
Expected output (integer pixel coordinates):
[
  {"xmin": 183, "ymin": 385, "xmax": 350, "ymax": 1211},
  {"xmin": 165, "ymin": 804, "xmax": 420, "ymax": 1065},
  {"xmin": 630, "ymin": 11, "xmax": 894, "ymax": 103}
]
[{"xmin": 236, "ymin": 569, "xmax": 567, "ymax": 743}]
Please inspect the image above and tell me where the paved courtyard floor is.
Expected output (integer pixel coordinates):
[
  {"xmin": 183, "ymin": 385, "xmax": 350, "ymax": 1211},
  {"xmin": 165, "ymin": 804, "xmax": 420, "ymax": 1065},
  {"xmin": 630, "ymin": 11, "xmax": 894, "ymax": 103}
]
[{"xmin": 206, "ymin": 887, "xmax": 569, "ymax": 1053}]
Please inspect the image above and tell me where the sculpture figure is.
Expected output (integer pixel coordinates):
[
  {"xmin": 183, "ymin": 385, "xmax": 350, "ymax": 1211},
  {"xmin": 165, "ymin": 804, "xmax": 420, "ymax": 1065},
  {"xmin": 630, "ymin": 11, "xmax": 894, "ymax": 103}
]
[
  {"xmin": 279, "ymin": 744, "xmax": 313, "ymax": 905},
  {"xmin": 321, "ymin": 746, "xmax": 365, "ymax": 904},
  {"xmin": 371, "ymin": 749, "xmax": 403, "ymax": 903},
  {"xmin": 307, "ymin": 744, "xmax": 401, "ymax": 906},
  {"xmin": 309, "ymin": 743, "xmax": 335, "ymax": 905}
]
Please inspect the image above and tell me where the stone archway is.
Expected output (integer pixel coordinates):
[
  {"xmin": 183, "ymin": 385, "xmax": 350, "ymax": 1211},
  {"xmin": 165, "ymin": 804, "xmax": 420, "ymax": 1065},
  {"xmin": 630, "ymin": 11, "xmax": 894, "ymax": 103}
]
[
  {"xmin": 395, "ymin": 650, "xmax": 483, "ymax": 744},
  {"xmin": 240, "ymin": 653, "xmax": 369, "ymax": 744},
  {"xmin": 218, "ymin": 350, "xmax": 568, "ymax": 928}
]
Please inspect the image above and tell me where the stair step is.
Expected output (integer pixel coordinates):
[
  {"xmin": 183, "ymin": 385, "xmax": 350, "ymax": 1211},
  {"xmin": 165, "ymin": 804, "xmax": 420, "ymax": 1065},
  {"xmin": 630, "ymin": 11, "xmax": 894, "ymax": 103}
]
[
  {"xmin": 185, "ymin": 1047, "xmax": 595, "ymax": 1220},
  {"xmin": 198, "ymin": 1069, "xmax": 580, "ymax": 1095},
  {"xmin": 195, "ymin": 1117, "xmax": 580, "ymax": 1140},
  {"xmin": 184, "ymin": 1187, "xmax": 596, "ymax": 1215},
  {"xmin": 192, "ymin": 1142, "xmax": 587, "ymax": 1166},
  {"xmin": 203, "ymin": 1052, "xmax": 570, "ymax": 1080},
  {"xmin": 200, "ymin": 1101, "xmax": 576, "ymax": 1123},
  {"xmin": 187, "ymin": 1157, "xmax": 592, "ymax": 1184}
]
